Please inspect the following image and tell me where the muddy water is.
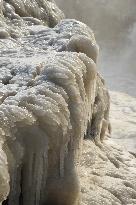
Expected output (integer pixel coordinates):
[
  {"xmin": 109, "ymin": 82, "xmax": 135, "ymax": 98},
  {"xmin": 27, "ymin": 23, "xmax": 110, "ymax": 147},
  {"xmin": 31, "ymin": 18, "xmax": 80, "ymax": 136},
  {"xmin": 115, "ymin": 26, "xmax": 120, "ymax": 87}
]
[{"xmin": 56, "ymin": 0, "xmax": 136, "ymax": 152}]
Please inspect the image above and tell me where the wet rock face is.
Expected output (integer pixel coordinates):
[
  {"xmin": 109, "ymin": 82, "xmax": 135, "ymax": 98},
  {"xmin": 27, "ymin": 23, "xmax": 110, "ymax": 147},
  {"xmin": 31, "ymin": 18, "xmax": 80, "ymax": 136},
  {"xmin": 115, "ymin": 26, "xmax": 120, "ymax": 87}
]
[{"xmin": 0, "ymin": 1, "xmax": 111, "ymax": 205}]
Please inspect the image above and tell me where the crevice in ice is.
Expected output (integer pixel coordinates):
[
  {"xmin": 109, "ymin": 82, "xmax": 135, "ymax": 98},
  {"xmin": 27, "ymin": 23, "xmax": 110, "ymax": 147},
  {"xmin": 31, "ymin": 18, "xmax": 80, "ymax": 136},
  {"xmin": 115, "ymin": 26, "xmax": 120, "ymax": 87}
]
[
  {"xmin": 2, "ymin": 199, "xmax": 8, "ymax": 205},
  {"xmin": 10, "ymin": 70, "xmax": 16, "ymax": 76},
  {"xmin": 2, "ymin": 77, "xmax": 13, "ymax": 85}
]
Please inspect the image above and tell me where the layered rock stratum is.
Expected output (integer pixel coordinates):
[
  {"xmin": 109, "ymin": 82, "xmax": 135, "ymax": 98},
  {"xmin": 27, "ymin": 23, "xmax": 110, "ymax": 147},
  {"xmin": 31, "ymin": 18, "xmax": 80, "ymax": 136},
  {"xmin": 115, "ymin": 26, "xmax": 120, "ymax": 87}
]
[{"xmin": 0, "ymin": 1, "xmax": 136, "ymax": 205}]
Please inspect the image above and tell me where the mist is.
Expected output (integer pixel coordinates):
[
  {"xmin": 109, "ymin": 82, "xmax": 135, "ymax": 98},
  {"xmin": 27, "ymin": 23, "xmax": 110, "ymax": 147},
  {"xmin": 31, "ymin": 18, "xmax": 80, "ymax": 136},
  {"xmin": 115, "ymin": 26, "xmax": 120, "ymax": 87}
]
[{"xmin": 56, "ymin": 0, "xmax": 136, "ymax": 96}]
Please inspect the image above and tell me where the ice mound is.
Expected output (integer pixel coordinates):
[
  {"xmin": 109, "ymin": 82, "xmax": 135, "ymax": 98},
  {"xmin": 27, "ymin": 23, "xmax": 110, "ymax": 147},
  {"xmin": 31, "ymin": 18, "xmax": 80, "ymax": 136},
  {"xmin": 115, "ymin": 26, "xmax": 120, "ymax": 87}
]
[
  {"xmin": 0, "ymin": 0, "xmax": 136, "ymax": 205},
  {"xmin": 0, "ymin": 50, "xmax": 97, "ymax": 205},
  {"xmin": 0, "ymin": 1, "xmax": 101, "ymax": 202}
]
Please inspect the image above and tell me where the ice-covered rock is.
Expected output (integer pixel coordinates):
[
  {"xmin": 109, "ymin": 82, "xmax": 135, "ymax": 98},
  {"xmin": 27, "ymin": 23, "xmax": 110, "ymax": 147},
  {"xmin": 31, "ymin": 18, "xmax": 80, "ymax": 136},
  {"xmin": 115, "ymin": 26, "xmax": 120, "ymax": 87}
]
[
  {"xmin": 0, "ymin": 1, "xmax": 101, "ymax": 204},
  {"xmin": 0, "ymin": 0, "xmax": 136, "ymax": 205}
]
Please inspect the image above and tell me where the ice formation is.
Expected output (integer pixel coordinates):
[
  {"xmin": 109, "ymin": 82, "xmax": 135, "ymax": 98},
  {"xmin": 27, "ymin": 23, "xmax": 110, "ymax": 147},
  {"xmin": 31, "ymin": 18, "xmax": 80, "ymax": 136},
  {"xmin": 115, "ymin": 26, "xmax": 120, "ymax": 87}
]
[
  {"xmin": 80, "ymin": 139, "xmax": 136, "ymax": 205},
  {"xmin": 0, "ymin": 0, "xmax": 136, "ymax": 205},
  {"xmin": 0, "ymin": 1, "xmax": 100, "ymax": 204}
]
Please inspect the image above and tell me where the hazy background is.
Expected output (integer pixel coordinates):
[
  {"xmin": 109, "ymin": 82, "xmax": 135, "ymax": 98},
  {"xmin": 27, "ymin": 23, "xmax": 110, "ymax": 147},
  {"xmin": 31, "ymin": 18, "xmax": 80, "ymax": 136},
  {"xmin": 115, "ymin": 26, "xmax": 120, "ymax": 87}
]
[{"xmin": 56, "ymin": 0, "xmax": 136, "ymax": 151}]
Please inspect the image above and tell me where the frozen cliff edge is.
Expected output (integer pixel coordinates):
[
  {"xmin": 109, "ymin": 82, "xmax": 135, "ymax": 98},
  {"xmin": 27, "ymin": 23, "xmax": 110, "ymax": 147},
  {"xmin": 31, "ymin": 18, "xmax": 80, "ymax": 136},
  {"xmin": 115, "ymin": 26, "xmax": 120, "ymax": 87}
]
[{"xmin": 0, "ymin": 0, "xmax": 136, "ymax": 205}]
